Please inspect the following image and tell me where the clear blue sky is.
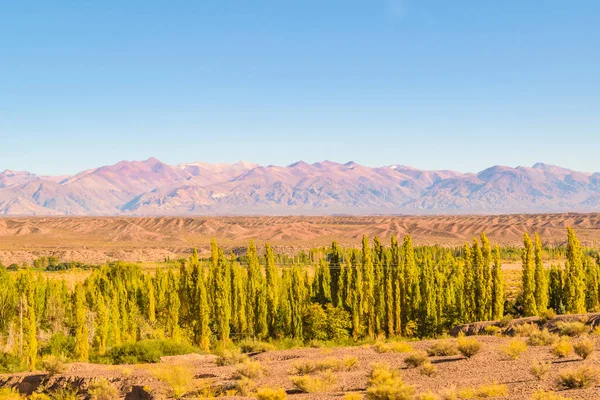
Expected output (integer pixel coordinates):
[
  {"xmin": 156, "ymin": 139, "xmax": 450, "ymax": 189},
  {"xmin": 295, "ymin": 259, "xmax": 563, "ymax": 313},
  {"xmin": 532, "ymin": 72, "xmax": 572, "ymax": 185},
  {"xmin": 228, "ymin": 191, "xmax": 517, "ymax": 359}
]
[{"xmin": 1, "ymin": 0, "xmax": 599, "ymax": 175}]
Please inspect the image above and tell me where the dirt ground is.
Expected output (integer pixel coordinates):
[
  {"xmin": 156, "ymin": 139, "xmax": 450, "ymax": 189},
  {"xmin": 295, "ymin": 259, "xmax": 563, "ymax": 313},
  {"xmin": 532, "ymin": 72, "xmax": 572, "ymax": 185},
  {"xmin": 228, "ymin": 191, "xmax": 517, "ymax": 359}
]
[
  {"xmin": 1, "ymin": 213, "xmax": 600, "ymax": 265},
  {"xmin": 3, "ymin": 335, "xmax": 600, "ymax": 399}
]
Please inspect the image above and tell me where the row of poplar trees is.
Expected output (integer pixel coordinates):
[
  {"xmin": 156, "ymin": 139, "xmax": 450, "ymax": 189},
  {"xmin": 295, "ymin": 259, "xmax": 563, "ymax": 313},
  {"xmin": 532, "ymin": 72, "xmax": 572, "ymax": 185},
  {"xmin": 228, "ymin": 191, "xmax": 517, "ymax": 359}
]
[{"xmin": 2, "ymin": 228, "xmax": 599, "ymax": 371}]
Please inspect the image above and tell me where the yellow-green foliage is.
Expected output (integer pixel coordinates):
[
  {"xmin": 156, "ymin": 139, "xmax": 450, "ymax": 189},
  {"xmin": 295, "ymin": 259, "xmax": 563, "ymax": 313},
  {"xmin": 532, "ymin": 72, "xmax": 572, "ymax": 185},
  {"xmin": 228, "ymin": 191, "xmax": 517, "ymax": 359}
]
[
  {"xmin": 41, "ymin": 355, "xmax": 67, "ymax": 376},
  {"xmin": 215, "ymin": 349, "xmax": 249, "ymax": 366},
  {"xmin": 255, "ymin": 386, "xmax": 287, "ymax": 400},
  {"xmin": 88, "ymin": 378, "xmax": 119, "ymax": 400},
  {"xmin": 499, "ymin": 339, "xmax": 527, "ymax": 360},
  {"xmin": 235, "ymin": 377, "xmax": 257, "ymax": 396},
  {"xmin": 558, "ymin": 366, "xmax": 599, "ymax": 389},
  {"xmin": 344, "ymin": 393, "xmax": 363, "ymax": 400},
  {"xmin": 28, "ymin": 394, "xmax": 51, "ymax": 400},
  {"xmin": 573, "ymin": 337, "xmax": 594, "ymax": 360},
  {"xmin": 529, "ymin": 361, "xmax": 551, "ymax": 381},
  {"xmin": 290, "ymin": 371, "xmax": 336, "ymax": 393},
  {"xmin": 457, "ymin": 337, "xmax": 481, "ymax": 359},
  {"xmin": 483, "ymin": 326, "xmax": 500, "ymax": 336},
  {"xmin": 530, "ymin": 390, "xmax": 572, "ymax": 400},
  {"xmin": 373, "ymin": 341, "xmax": 413, "ymax": 354},
  {"xmin": 427, "ymin": 341, "xmax": 458, "ymax": 356},
  {"xmin": 404, "ymin": 351, "xmax": 428, "ymax": 368},
  {"xmin": 419, "ymin": 362, "xmax": 437, "ymax": 377},
  {"xmin": 556, "ymin": 321, "xmax": 589, "ymax": 337},
  {"xmin": 235, "ymin": 360, "xmax": 266, "ymax": 379},
  {"xmin": 527, "ymin": 329, "xmax": 559, "ymax": 346},
  {"xmin": 366, "ymin": 364, "xmax": 415, "ymax": 400},
  {"xmin": 551, "ymin": 338, "xmax": 574, "ymax": 358},
  {"xmin": 152, "ymin": 364, "xmax": 194, "ymax": 399},
  {"xmin": 455, "ymin": 383, "xmax": 507, "ymax": 399},
  {"xmin": 513, "ymin": 323, "xmax": 540, "ymax": 337},
  {"xmin": 48, "ymin": 388, "xmax": 78, "ymax": 400},
  {"xmin": 416, "ymin": 391, "xmax": 440, "ymax": 400},
  {"xmin": 239, "ymin": 340, "xmax": 276, "ymax": 354},
  {"xmin": 0, "ymin": 388, "xmax": 23, "ymax": 400},
  {"xmin": 293, "ymin": 356, "xmax": 358, "ymax": 375}
]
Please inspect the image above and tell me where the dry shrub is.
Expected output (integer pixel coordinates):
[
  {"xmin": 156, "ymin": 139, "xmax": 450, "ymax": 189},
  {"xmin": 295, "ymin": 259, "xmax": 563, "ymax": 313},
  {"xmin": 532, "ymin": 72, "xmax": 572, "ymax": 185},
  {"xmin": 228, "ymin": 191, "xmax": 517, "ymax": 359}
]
[
  {"xmin": 235, "ymin": 360, "xmax": 266, "ymax": 379},
  {"xmin": 152, "ymin": 364, "xmax": 194, "ymax": 399},
  {"xmin": 573, "ymin": 337, "xmax": 594, "ymax": 360},
  {"xmin": 456, "ymin": 383, "xmax": 507, "ymax": 399},
  {"xmin": 530, "ymin": 361, "xmax": 551, "ymax": 381},
  {"xmin": 514, "ymin": 323, "xmax": 540, "ymax": 337},
  {"xmin": 527, "ymin": 329, "xmax": 559, "ymax": 346},
  {"xmin": 483, "ymin": 326, "xmax": 501, "ymax": 336},
  {"xmin": 239, "ymin": 340, "xmax": 275, "ymax": 354},
  {"xmin": 215, "ymin": 349, "xmax": 249, "ymax": 366},
  {"xmin": 530, "ymin": 390, "xmax": 572, "ymax": 400},
  {"xmin": 88, "ymin": 378, "xmax": 119, "ymax": 400},
  {"xmin": 419, "ymin": 362, "xmax": 437, "ymax": 377},
  {"xmin": 48, "ymin": 388, "xmax": 78, "ymax": 400},
  {"xmin": 404, "ymin": 350, "xmax": 428, "ymax": 368},
  {"xmin": 0, "ymin": 388, "xmax": 24, "ymax": 400},
  {"xmin": 499, "ymin": 339, "xmax": 527, "ymax": 360},
  {"xmin": 551, "ymin": 338, "xmax": 573, "ymax": 359},
  {"xmin": 558, "ymin": 366, "xmax": 599, "ymax": 389},
  {"xmin": 556, "ymin": 321, "xmax": 589, "ymax": 337},
  {"xmin": 344, "ymin": 393, "xmax": 363, "ymax": 400},
  {"xmin": 41, "ymin": 355, "xmax": 67, "ymax": 376},
  {"xmin": 290, "ymin": 371, "xmax": 336, "ymax": 393},
  {"xmin": 235, "ymin": 377, "xmax": 257, "ymax": 396},
  {"xmin": 428, "ymin": 341, "xmax": 458, "ymax": 356},
  {"xmin": 255, "ymin": 386, "xmax": 287, "ymax": 400},
  {"xmin": 539, "ymin": 309, "xmax": 557, "ymax": 323},
  {"xmin": 366, "ymin": 363, "xmax": 414, "ymax": 400},
  {"xmin": 457, "ymin": 337, "xmax": 481, "ymax": 359},
  {"xmin": 416, "ymin": 391, "xmax": 440, "ymax": 400},
  {"xmin": 373, "ymin": 341, "xmax": 413, "ymax": 354},
  {"xmin": 29, "ymin": 395, "xmax": 51, "ymax": 400},
  {"xmin": 293, "ymin": 356, "xmax": 359, "ymax": 375}
]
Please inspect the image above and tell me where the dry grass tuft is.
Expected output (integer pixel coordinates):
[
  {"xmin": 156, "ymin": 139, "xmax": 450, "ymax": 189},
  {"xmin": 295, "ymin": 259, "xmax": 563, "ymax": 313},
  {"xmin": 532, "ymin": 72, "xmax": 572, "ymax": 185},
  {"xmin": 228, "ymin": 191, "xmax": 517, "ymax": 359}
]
[
  {"xmin": 556, "ymin": 321, "xmax": 589, "ymax": 337},
  {"xmin": 551, "ymin": 338, "xmax": 574, "ymax": 359},
  {"xmin": 428, "ymin": 340, "xmax": 458, "ymax": 356},
  {"xmin": 529, "ymin": 361, "xmax": 551, "ymax": 381},
  {"xmin": 530, "ymin": 390, "xmax": 572, "ymax": 400},
  {"xmin": 457, "ymin": 337, "xmax": 482, "ymax": 359},
  {"xmin": 366, "ymin": 363, "xmax": 415, "ymax": 400},
  {"xmin": 235, "ymin": 360, "xmax": 266, "ymax": 379},
  {"xmin": 255, "ymin": 386, "xmax": 287, "ymax": 400},
  {"xmin": 419, "ymin": 362, "xmax": 437, "ymax": 377},
  {"xmin": 290, "ymin": 371, "xmax": 337, "ymax": 393},
  {"xmin": 573, "ymin": 337, "xmax": 594, "ymax": 360},
  {"xmin": 558, "ymin": 366, "xmax": 599, "ymax": 389},
  {"xmin": 527, "ymin": 329, "xmax": 559, "ymax": 346},
  {"xmin": 404, "ymin": 350, "xmax": 429, "ymax": 368},
  {"xmin": 499, "ymin": 339, "xmax": 527, "ymax": 360},
  {"xmin": 373, "ymin": 341, "xmax": 414, "ymax": 354}
]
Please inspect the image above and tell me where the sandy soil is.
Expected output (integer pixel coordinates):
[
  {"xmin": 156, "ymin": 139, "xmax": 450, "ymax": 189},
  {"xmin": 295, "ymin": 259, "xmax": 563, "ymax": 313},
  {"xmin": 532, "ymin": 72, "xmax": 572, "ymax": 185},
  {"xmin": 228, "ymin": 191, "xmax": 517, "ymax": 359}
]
[{"xmin": 1, "ymin": 213, "xmax": 600, "ymax": 265}]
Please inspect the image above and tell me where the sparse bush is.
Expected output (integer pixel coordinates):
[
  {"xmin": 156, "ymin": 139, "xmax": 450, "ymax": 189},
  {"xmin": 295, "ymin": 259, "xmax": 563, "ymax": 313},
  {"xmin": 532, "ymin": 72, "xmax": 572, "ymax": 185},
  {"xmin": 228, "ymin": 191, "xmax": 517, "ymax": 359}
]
[
  {"xmin": 539, "ymin": 309, "xmax": 557, "ymax": 323},
  {"xmin": 366, "ymin": 363, "xmax": 415, "ymax": 400},
  {"xmin": 456, "ymin": 383, "xmax": 507, "ymax": 399},
  {"xmin": 530, "ymin": 390, "xmax": 572, "ymax": 400},
  {"xmin": 293, "ymin": 356, "xmax": 359, "ymax": 375},
  {"xmin": 291, "ymin": 371, "xmax": 336, "ymax": 393},
  {"xmin": 457, "ymin": 337, "xmax": 481, "ymax": 359},
  {"xmin": 215, "ymin": 349, "xmax": 249, "ymax": 366},
  {"xmin": 0, "ymin": 388, "xmax": 24, "ymax": 400},
  {"xmin": 29, "ymin": 394, "xmax": 51, "ymax": 400},
  {"xmin": 235, "ymin": 361, "xmax": 266, "ymax": 379},
  {"xmin": 416, "ymin": 391, "xmax": 439, "ymax": 400},
  {"xmin": 0, "ymin": 352, "xmax": 24, "ymax": 374},
  {"xmin": 556, "ymin": 321, "xmax": 589, "ymax": 337},
  {"xmin": 404, "ymin": 351, "xmax": 428, "ymax": 368},
  {"xmin": 419, "ymin": 362, "xmax": 437, "ymax": 377},
  {"xmin": 240, "ymin": 340, "xmax": 275, "ymax": 354},
  {"xmin": 551, "ymin": 338, "xmax": 574, "ymax": 359},
  {"xmin": 500, "ymin": 339, "xmax": 527, "ymax": 360},
  {"xmin": 235, "ymin": 377, "xmax": 257, "ymax": 396},
  {"xmin": 530, "ymin": 361, "xmax": 551, "ymax": 381},
  {"xmin": 373, "ymin": 341, "xmax": 413, "ymax": 354},
  {"xmin": 88, "ymin": 378, "xmax": 119, "ymax": 400},
  {"xmin": 104, "ymin": 339, "xmax": 198, "ymax": 364},
  {"xmin": 345, "ymin": 393, "xmax": 363, "ymax": 400},
  {"xmin": 498, "ymin": 315, "xmax": 513, "ymax": 328},
  {"xmin": 42, "ymin": 355, "xmax": 67, "ymax": 376},
  {"xmin": 527, "ymin": 329, "xmax": 559, "ymax": 346},
  {"xmin": 255, "ymin": 386, "xmax": 287, "ymax": 400},
  {"xmin": 573, "ymin": 337, "xmax": 594, "ymax": 360},
  {"xmin": 152, "ymin": 364, "xmax": 194, "ymax": 399},
  {"xmin": 49, "ymin": 388, "xmax": 78, "ymax": 400},
  {"xmin": 514, "ymin": 323, "xmax": 540, "ymax": 337},
  {"xmin": 483, "ymin": 326, "xmax": 500, "ymax": 336},
  {"xmin": 558, "ymin": 366, "xmax": 599, "ymax": 389},
  {"xmin": 427, "ymin": 341, "xmax": 458, "ymax": 357}
]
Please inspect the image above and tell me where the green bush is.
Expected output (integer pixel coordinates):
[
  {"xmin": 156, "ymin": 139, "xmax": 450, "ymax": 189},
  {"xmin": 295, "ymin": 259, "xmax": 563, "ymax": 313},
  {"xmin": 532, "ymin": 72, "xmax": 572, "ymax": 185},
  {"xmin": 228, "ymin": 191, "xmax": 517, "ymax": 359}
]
[
  {"xmin": 103, "ymin": 339, "xmax": 198, "ymax": 364},
  {"xmin": 527, "ymin": 329, "xmax": 559, "ymax": 346},
  {"xmin": 41, "ymin": 332, "xmax": 76, "ymax": 358},
  {"xmin": 556, "ymin": 321, "xmax": 589, "ymax": 337},
  {"xmin": 42, "ymin": 355, "xmax": 67, "ymax": 376},
  {"xmin": 239, "ymin": 340, "xmax": 275, "ymax": 354},
  {"xmin": 457, "ymin": 337, "xmax": 481, "ymax": 359},
  {"xmin": 573, "ymin": 338, "xmax": 594, "ymax": 360},
  {"xmin": 404, "ymin": 351, "xmax": 428, "ymax": 368},
  {"xmin": 88, "ymin": 378, "xmax": 119, "ymax": 400},
  {"xmin": 427, "ymin": 340, "xmax": 458, "ymax": 356},
  {"xmin": 0, "ymin": 352, "xmax": 24, "ymax": 374}
]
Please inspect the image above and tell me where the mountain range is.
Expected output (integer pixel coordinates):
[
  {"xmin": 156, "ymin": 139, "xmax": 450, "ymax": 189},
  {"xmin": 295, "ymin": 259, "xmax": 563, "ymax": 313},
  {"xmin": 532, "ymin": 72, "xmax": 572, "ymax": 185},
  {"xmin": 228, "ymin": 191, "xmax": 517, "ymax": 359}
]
[{"xmin": 0, "ymin": 158, "xmax": 599, "ymax": 215}]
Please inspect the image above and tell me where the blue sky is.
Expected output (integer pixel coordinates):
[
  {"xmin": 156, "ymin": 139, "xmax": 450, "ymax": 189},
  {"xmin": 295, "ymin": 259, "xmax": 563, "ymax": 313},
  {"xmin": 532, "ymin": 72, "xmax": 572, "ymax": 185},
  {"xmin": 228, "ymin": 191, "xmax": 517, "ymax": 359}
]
[{"xmin": 1, "ymin": 0, "xmax": 599, "ymax": 175}]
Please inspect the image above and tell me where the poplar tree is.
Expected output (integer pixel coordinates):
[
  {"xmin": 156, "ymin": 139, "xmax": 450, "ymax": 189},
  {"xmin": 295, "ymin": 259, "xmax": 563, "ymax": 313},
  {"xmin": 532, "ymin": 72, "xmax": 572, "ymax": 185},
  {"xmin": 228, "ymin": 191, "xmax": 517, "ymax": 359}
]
[
  {"xmin": 329, "ymin": 242, "xmax": 343, "ymax": 308},
  {"xmin": 402, "ymin": 235, "xmax": 419, "ymax": 334},
  {"xmin": 74, "ymin": 285, "xmax": 89, "ymax": 361},
  {"xmin": 390, "ymin": 235, "xmax": 402, "ymax": 335},
  {"xmin": 196, "ymin": 268, "xmax": 211, "ymax": 351},
  {"xmin": 548, "ymin": 264, "xmax": 565, "ymax": 314},
  {"xmin": 534, "ymin": 233, "xmax": 549, "ymax": 314},
  {"xmin": 166, "ymin": 272, "xmax": 180, "ymax": 339},
  {"xmin": 313, "ymin": 259, "xmax": 331, "ymax": 305},
  {"xmin": 265, "ymin": 244, "xmax": 280, "ymax": 334},
  {"xmin": 95, "ymin": 293, "xmax": 109, "ymax": 355},
  {"xmin": 246, "ymin": 240, "xmax": 263, "ymax": 337},
  {"xmin": 584, "ymin": 256, "xmax": 600, "ymax": 311},
  {"xmin": 362, "ymin": 235, "xmax": 376, "ymax": 339},
  {"xmin": 373, "ymin": 236, "xmax": 386, "ymax": 336},
  {"xmin": 522, "ymin": 233, "xmax": 538, "ymax": 317},
  {"xmin": 472, "ymin": 239, "xmax": 486, "ymax": 321},
  {"xmin": 462, "ymin": 244, "xmax": 474, "ymax": 322},
  {"xmin": 147, "ymin": 277, "xmax": 156, "ymax": 324},
  {"xmin": 564, "ymin": 227, "xmax": 586, "ymax": 314},
  {"xmin": 214, "ymin": 248, "xmax": 231, "ymax": 343},
  {"xmin": 480, "ymin": 233, "xmax": 493, "ymax": 320},
  {"xmin": 349, "ymin": 249, "xmax": 363, "ymax": 341},
  {"xmin": 491, "ymin": 245, "xmax": 504, "ymax": 320},
  {"xmin": 231, "ymin": 261, "xmax": 248, "ymax": 336}
]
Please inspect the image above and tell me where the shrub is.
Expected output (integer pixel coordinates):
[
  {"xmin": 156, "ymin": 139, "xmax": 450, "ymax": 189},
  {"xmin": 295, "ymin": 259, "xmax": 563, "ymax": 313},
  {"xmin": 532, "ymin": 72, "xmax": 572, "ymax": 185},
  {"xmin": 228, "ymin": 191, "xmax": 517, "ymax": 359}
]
[
  {"xmin": 366, "ymin": 364, "xmax": 415, "ymax": 400},
  {"xmin": 539, "ymin": 309, "xmax": 557, "ymax": 323},
  {"xmin": 373, "ymin": 341, "xmax": 413, "ymax": 354},
  {"xmin": 239, "ymin": 340, "xmax": 275, "ymax": 354},
  {"xmin": 514, "ymin": 323, "xmax": 540, "ymax": 337},
  {"xmin": 427, "ymin": 341, "xmax": 458, "ymax": 357},
  {"xmin": 344, "ymin": 393, "xmax": 363, "ymax": 400},
  {"xmin": 49, "ymin": 388, "xmax": 78, "ymax": 400},
  {"xmin": 41, "ymin": 332, "xmax": 76, "ymax": 358},
  {"xmin": 404, "ymin": 351, "xmax": 428, "ymax": 368},
  {"xmin": 290, "ymin": 371, "xmax": 336, "ymax": 393},
  {"xmin": 235, "ymin": 361, "xmax": 266, "ymax": 379},
  {"xmin": 152, "ymin": 364, "xmax": 194, "ymax": 399},
  {"xmin": 573, "ymin": 337, "xmax": 594, "ymax": 360},
  {"xmin": 105, "ymin": 339, "xmax": 198, "ymax": 364},
  {"xmin": 88, "ymin": 378, "xmax": 119, "ymax": 400},
  {"xmin": 498, "ymin": 315, "xmax": 513, "ymax": 328},
  {"xmin": 255, "ymin": 386, "xmax": 287, "ymax": 400},
  {"xmin": 0, "ymin": 353, "xmax": 24, "ymax": 374},
  {"xmin": 556, "ymin": 321, "xmax": 589, "ymax": 337},
  {"xmin": 293, "ymin": 356, "xmax": 358, "ymax": 375},
  {"xmin": 558, "ymin": 366, "xmax": 599, "ymax": 389},
  {"xmin": 29, "ymin": 394, "xmax": 51, "ymax": 400},
  {"xmin": 416, "ymin": 391, "xmax": 439, "ymax": 400},
  {"xmin": 527, "ymin": 329, "xmax": 559, "ymax": 346},
  {"xmin": 483, "ymin": 326, "xmax": 500, "ymax": 336},
  {"xmin": 235, "ymin": 377, "xmax": 257, "ymax": 396},
  {"xmin": 529, "ymin": 361, "xmax": 551, "ymax": 381},
  {"xmin": 42, "ymin": 355, "xmax": 67, "ymax": 376},
  {"xmin": 419, "ymin": 362, "xmax": 437, "ymax": 377},
  {"xmin": 215, "ymin": 349, "xmax": 249, "ymax": 366},
  {"xmin": 530, "ymin": 390, "xmax": 572, "ymax": 400},
  {"xmin": 551, "ymin": 338, "xmax": 574, "ymax": 359},
  {"xmin": 457, "ymin": 337, "xmax": 481, "ymax": 359},
  {"xmin": 499, "ymin": 339, "xmax": 527, "ymax": 360},
  {"xmin": 456, "ymin": 383, "xmax": 507, "ymax": 398},
  {"xmin": 0, "ymin": 388, "xmax": 24, "ymax": 400}
]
